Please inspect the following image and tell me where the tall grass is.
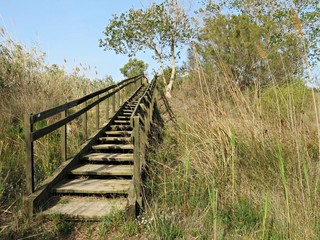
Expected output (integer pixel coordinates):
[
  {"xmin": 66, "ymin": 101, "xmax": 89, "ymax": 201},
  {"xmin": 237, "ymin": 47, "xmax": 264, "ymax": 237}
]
[{"xmin": 132, "ymin": 34, "xmax": 320, "ymax": 238}]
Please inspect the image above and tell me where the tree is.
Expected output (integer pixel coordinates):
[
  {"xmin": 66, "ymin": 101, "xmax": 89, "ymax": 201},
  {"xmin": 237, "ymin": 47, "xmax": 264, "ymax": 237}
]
[
  {"xmin": 198, "ymin": 13, "xmax": 303, "ymax": 87},
  {"xmin": 222, "ymin": 0, "xmax": 320, "ymax": 66},
  {"xmin": 120, "ymin": 58, "xmax": 148, "ymax": 78},
  {"xmin": 99, "ymin": 0, "xmax": 195, "ymax": 98}
]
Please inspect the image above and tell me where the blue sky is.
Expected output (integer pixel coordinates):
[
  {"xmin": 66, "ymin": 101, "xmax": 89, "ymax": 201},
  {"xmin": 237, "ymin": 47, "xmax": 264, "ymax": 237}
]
[{"xmin": 0, "ymin": 0, "xmax": 186, "ymax": 81}]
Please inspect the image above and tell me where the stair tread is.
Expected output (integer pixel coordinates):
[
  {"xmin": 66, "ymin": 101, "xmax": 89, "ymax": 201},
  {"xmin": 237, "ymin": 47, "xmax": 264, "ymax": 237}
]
[
  {"xmin": 114, "ymin": 120, "xmax": 130, "ymax": 123},
  {"xmin": 99, "ymin": 137, "xmax": 132, "ymax": 142},
  {"xmin": 92, "ymin": 144, "xmax": 134, "ymax": 150},
  {"xmin": 54, "ymin": 179, "xmax": 131, "ymax": 194},
  {"xmin": 82, "ymin": 153, "xmax": 133, "ymax": 161},
  {"xmin": 105, "ymin": 131, "xmax": 132, "ymax": 135},
  {"xmin": 71, "ymin": 164, "xmax": 133, "ymax": 176},
  {"xmin": 43, "ymin": 196, "xmax": 127, "ymax": 220}
]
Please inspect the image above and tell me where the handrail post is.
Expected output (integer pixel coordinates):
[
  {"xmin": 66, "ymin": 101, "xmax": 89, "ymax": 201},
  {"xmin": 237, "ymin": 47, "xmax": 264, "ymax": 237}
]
[
  {"xmin": 106, "ymin": 97, "xmax": 109, "ymax": 121},
  {"xmin": 117, "ymin": 89, "xmax": 121, "ymax": 109},
  {"xmin": 112, "ymin": 93, "xmax": 115, "ymax": 115},
  {"xmin": 96, "ymin": 95, "xmax": 100, "ymax": 130},
  {"xmin": 61, "ymin": 108, "xmax": 67, "ymax": 161},
  {"xmin": 83, "ymin": 101, "xmax": 88, "ymax": 140},
  {"xmin": 25, "ymin": 113, "xmax": 34, "ymax": 194},
  {"xmin": 133, "ymin": 116, "xmax": 141, "ymax": 209}
]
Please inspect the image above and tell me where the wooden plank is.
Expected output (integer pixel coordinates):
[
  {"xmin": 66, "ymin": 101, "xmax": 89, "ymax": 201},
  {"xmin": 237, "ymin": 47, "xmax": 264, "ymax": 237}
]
[
  {"xmin": 25, "ymin": 113, "xmax": 34, "ymax": 195},
  {"xmin": 92, "ymin": 144, "xmax": 134, "ymax": 150},
  {"xmin": 114, "ymin": 120, "xmax": 130, "ymax": 124},
  {"xmin": 71, "ymin": 164, "xmax": 133, "ymax": 176},
  {"xmin": 117, "ymin": 116, "xmax": 130, "ymax": 119},
  {"xmin": 99, "ymin": 137, "xmax": 132, "ymax": 142},
  {"xmin": 105, "ymin": 131, "xmax": 132, "ymax": 135},
  {"xmin": 54, "ymin": 179, "xmax": 131, "ymax": 194},
  {"xmin": 110, "ymin": 125, "xmax": 132, "ymax": 130},
  {"xmin": 82, "ymin": 153, "xmax": 133, "ymax": 161},
  {"xmin": 44, "ymin": 197, "xmax": 128, "ymax": 220}
]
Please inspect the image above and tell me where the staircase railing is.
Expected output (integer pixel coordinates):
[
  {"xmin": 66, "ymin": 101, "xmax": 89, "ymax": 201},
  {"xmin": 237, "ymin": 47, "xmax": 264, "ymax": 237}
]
[
  {"xmin": 128, "ymin": 75, "xmax": 157, "ymax": 217},
  {"xmin": 25, "ymin": 74, "xmax": 145, "ymax": 195}
]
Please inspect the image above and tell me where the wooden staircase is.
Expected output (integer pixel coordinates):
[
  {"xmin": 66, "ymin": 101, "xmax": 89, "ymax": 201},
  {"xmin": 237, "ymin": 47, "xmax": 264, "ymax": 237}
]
[
  {"xmin": 25, "ymin": 75, "xmax": 157, "ymax": 220},
  {"xmin": 43, "ymin": 88, "xmax": 145, "ymax": 220}
]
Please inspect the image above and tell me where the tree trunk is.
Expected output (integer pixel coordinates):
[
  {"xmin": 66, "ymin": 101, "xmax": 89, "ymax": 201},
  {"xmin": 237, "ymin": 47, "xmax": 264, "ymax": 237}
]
[
  {"xmin": 165, "ymin": 34, "xmax": 176, "ymax": 98},
  {"xmin": 165, "ymin": 53, "xmax": 176, "ymax": 98}
]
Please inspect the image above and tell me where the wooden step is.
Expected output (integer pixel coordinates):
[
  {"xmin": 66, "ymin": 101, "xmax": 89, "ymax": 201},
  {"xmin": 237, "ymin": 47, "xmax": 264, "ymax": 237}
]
[
  {"xmin": 44, "ymin": 197, "xmax": 128, "ymax": 220},
  {"xmin": 110, "ymin": 125, "xmax": 132, "ymax": 130},
  {"xmin": 82, "ymin": 153, "xmax": 133, "ymax": 162},
  {"xmin": 105, "ymin": 131, "xmax": 132, "ymax": 136},
  {"xmin": 121, "ymin": 112, "xmax": 132, "ymax": 116},
  {"xmin": 99, "ymin": 136, "xmax": 132, "ymax": 142},
  {"xmin": 117, "ymin": 116, "xmax": 130, "ymax": 119},
  {"xmin": 54, "ymin": 179, "xmax": 131, "ymax": 194},
  {"xmin": 114, "ymin": 120, "xmax": 130, "ymax": 124},
  {"xmin": 71, "ymin": 164, "xmax": 133, "ymax": 176},
  {"xmin": 92, "ymin": 144, "xmax": 134, "ymax": 150}
]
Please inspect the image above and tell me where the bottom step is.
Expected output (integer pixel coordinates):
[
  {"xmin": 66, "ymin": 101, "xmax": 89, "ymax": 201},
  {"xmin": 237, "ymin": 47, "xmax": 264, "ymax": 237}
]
[{"xmin": 43, "ymin": 196, "xmax": 128, "ymax": 220}]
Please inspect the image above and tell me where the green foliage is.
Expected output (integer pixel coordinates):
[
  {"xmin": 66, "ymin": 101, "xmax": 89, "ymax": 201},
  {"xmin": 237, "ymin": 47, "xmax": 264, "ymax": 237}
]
[
  {"xmin": 198, "ymin": 13, "xmax": 303, "ymax": 87},
  {"xmin": 51, "ymin": 214, "xmax": 74, "ymax": 237},
  {"xmin": 229, "ymin": 0, "xmax": 320, "ymax": 66},
  {"xmin": 260, "ymin": 81, "xmax": 311, "ymax": 120},
  {"xmin": 99, "ymin": 0, "xmax": 194, "ymax": 59},
  {"xmin": 100, "ymin": 0, "xmax": 195, "ymax": 92},
  {"xmin": 221, "ymin": 198, "xmax": 262, "ymax": 235},
  {"xmin": 120, "ymin": 58, "xmax": 148, "ymax": 78}
]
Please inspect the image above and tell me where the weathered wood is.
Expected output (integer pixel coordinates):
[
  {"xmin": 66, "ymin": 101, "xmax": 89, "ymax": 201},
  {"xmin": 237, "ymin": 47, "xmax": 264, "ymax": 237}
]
[
  {"xmin": 133, "ymin": 116, "xmax": 141, "ymax": 205},
  {"xmin": 61, "ymin": 109, "xmax": 67, "ymax": 162},
  {"xmin": 99, "ymin": 136, "xmax": 132, "ymax": 142},
  {"xmin": 92, "ymin": 144, "xmax": 134, "ymax": 150},
  {"xmin": 96, "ymin": 95, "xmax": 100, "ymax": 130},
  {"xmin": 25, "ymin": 113, "xmax": 34, "ymax": 195},
  {"xmin": 106, "ymin": 97, "xmax": 109, "ymax": 121},
  {"xmin": 31, "ymin": 80, "xmax": 140, "ymax": 141},
  {"xmin": 105, "ymin": 130, "xmax": 132, "ymax": 136},
  {"xmin": 31, "ymin": 75, "xmax": 143, "ymax": 124},
  {"xmin": 82, "ymin": 153, "xmax": 133, "ymax": 162},
  {"xmin": 83, "ymin": 101, "xmax": 88, "ymax": 140},
  {"xmin": 54, "ymin": 179, "xmax": 131, "ymax": 194},
  {"xmin": 112, "ymin": 94, "xmax": 115, "ymax": 115},
  {"xmin": 71, "ymin": 164, "xmax": 133, "ymax": 176},
  {"xmin": 44, "ymin": 197, "xmax": 128, "ymax": 220},
  {"xmin": 25, "ymin": 74, "xmax": 157, "ymax": 220}
]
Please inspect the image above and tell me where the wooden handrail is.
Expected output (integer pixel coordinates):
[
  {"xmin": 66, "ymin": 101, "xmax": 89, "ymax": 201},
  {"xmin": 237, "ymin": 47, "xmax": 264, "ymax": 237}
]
[{"xmin": 31, "ymin": 74, "xmax": 143, "ymax": 124}]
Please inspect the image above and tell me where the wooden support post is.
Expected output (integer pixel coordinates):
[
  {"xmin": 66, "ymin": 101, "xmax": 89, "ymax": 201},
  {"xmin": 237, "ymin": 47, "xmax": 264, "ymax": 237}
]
[
  {"xmin": 83, "ymin": 101, "xmax": 88, "ymax": 140},
  {"xmin": 96, "ymin": 95, "xmax": 100, "ymax": 130},
  {"xmin": 25, "ymin": 113, "xmax": 34, "ymax": 194},
  {"xmin": 61, "ymin": 108, "xmax": 67, "ymax": 161},
  {"xmin": 106, "ymin": 97, "xmax": 109, "ymax": 121},
  {"xmin": 117, "ymin": 89, "xmax": 121, "ymax": 109},
  {"xmin": 132, "ymin": 116, "xmax": 141, "ymax": 215}
]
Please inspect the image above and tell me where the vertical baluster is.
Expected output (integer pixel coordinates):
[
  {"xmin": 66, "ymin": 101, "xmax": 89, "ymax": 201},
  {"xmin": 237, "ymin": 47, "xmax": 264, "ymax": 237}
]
[
  {"xmin": 96, "ymin": 95, "xmax": 100, "ymax": 130},
  {"xmin": 106, "ymin": 97, "xmax": 109, "ymax": 122},
  {"xmin": 83, "ymin": 101, "xmax": 87, "ymax": 140},
  {"xmin": 61, "ymin": 107, "xmax": 67, "ymax": 161},
  {"xmin": 112, "ymin": 93, "xmax": 115, "ymax": 115}
]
